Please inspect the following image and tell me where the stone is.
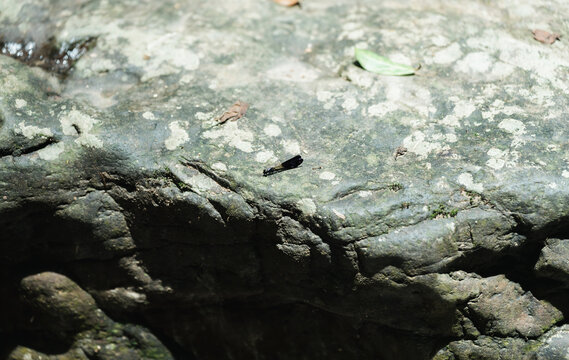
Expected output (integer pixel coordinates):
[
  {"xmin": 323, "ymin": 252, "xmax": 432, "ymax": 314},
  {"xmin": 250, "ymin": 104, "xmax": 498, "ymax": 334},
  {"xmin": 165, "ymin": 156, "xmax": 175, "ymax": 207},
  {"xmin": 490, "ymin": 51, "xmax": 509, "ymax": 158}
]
[
  {"xmin": 2, "ymin": 0, "xmax": 569, "ymax": 359},
  {"xmin": 536, "ymin": 325, "xmax": 569, "ymax": 360},
  {"xmin": 434, "ymin": 337, "xmax": 539, "ymax": 360},
  {"xmin": 20, "ymin": 272, "xmax": 106, "ymax": 332},
  {"xmin": 11, "ymin": 272, "xmax": 173, "ymax": 360},
  {"xmin": 535, "ymin": 238, "xmax": 569, "ymax": 284}
]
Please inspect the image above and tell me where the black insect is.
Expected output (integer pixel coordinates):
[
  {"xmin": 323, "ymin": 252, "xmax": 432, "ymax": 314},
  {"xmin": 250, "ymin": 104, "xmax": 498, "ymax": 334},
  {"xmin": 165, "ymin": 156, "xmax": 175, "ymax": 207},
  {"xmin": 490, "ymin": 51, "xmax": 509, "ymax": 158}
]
[{"xmin": 263, "ymin": 155, "xmax": 303, "ymax": 176}]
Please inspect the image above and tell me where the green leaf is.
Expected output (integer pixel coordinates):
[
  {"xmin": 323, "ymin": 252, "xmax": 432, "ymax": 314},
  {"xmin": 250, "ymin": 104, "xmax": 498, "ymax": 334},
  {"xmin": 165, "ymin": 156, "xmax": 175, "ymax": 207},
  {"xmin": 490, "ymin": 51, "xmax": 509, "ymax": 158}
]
[{"xmin": 355, "ymin": 48, "xmax": 416, "ymax": 76}]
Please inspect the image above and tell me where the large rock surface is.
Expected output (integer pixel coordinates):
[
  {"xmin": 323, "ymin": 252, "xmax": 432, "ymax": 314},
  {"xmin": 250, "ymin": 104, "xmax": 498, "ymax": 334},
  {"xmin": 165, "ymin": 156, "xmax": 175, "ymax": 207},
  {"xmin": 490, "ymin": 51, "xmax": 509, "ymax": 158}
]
[{"xmin": 1, "ymin": 0, "xmax": 569, "ymax": 359}]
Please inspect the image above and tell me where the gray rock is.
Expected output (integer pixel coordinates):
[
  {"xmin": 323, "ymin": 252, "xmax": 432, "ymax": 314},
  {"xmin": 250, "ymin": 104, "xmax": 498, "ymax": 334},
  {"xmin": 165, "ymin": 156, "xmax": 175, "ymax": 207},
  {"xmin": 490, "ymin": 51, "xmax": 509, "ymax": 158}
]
[
  {"xmin": 2, "ymin": 0, "xmax": 569, "ymax": 359},
  {"xmin": 536, "ymin": 325, "xmax": 569, "ymax": 360},
  {"xmin": 535, "ymin": 238, "xmax": 569, "ymax": 284}
]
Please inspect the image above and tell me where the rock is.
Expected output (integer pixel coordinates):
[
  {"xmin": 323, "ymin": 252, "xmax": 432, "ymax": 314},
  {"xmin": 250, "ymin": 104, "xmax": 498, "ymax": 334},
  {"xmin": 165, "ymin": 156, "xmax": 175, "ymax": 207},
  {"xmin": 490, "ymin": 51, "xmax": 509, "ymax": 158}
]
[
  {"xmin": 8, "ymin": 346, "xmax": 89, "ymax": 360},
  {"xmin": 433, "ymin": 337, "xmax": 539, "ymax": 360},
  {"xmin": 535, "ymin": 238, "xmax": 569, "ymax": 285},
  {"xmin": 13, "ymin": 272, "xmax": 173, "ymax": 360},
  {"xmin": 536, "ymin": 325, "xmax": 569, "ymax": 360},
  {"xmin": 20, "ymin": 272, "xmax": 106, "ymax": 333},
  {"xmin": 2, "ymin": 0, "xmax": 569, "ymax": 359}
]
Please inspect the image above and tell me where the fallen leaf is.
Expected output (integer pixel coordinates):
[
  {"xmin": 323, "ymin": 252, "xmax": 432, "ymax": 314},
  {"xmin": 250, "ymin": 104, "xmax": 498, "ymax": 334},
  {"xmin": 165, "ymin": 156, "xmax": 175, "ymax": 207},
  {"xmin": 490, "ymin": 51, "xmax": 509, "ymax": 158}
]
[
  {"xmin": 532, "ymin": 29, "xmax": 561, "ymax": 44},
  {"xmin": 273, "ymin": 0, "xmax": 299, "ymax": 6},
  {"xmin": 216, "ymin": 101, "xmax": 249, "ymax": 125},
  {"xmin": 355, "ymin": 48, "xmax": 416, "ymax": 76}
]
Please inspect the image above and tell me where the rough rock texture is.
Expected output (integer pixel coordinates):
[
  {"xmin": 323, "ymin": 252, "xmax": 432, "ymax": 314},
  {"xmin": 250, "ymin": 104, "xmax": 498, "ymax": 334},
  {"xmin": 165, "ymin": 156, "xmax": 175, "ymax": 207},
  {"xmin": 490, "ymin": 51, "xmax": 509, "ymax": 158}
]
[
  {"xmin": 1, "ymin": 0, "xmax": 569, "ymax": 359},
  {"xmin": 8, "ymin": 272, "xmax": 172, "ymax": 360}
]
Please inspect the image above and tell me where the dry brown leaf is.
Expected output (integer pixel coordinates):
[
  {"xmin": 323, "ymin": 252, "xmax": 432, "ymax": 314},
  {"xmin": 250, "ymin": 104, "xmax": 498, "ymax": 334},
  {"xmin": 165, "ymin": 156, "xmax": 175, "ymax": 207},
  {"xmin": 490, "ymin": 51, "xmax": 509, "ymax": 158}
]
[
  {"xmin": 216, "ymin": 101, "xmax": 249, "ymax": 124},
  {"xmin": 273, "ymin": 0, "xmax": 299, "ymax": 7},
  {"xmin": 532, "ymin": 29, "xmax": 561, "ymax": 44}
]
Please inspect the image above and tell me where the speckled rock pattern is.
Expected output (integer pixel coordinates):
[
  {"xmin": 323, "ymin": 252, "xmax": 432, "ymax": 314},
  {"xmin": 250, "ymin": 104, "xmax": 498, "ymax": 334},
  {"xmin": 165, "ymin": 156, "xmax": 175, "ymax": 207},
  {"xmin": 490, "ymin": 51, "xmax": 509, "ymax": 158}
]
[{"xmin": 1, "ymin": 0, "xmax": 569, "ymax": 359}]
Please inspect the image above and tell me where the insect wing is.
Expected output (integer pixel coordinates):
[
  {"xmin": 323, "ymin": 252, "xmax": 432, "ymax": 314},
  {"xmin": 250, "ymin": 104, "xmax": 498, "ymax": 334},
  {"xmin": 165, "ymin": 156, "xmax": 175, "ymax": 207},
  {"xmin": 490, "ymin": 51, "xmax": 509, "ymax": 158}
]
[{"xmin": 281, "ymin": 155, "xmax": 303, "ymax": 169}]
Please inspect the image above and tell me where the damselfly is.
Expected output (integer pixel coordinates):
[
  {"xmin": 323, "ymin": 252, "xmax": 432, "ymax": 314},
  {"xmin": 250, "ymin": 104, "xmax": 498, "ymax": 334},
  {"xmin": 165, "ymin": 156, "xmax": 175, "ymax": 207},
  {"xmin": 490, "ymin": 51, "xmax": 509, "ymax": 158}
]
[{"xmin": 263, "ymin": 155, "xmax": 303, "ymax": 176}]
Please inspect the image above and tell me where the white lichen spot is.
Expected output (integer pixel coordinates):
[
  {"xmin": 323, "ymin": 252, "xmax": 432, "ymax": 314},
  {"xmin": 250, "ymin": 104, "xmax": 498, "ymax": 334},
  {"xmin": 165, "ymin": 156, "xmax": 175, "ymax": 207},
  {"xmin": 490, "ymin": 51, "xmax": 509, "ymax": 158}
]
[
  {"xmin": 15, "ymin": 98, "xmax": 27, "ymax": 109},
  {"xmin": 445, "ymin": 133, "xmax": 458, "ymax": 142},
  {"xmin": 316, "ymin": 91, "xmax": 334, "ymax": 102},
  {"xmin": 368, "ymin": 102, "xmax": 397, "ymax": 117},
  {"xmin": 202, "ymin": 121, "xmax": 254, "ymax": 153},
  {"xmin": 16, "ymin": 122, "xmax": 53, "ymax": 139},
  {"xmin": 60, "ymin": 109, "xmax": 96, "ymax": 135},
  {"xmin": 142, "ymin": 111, "xmax": 155, "ymax": 120},
  {"xmin": 548, "ymin": 183, "xmax": 558, "ymax": 189},
  {"xmin": 457, "ymin": 172, "xmax": 484, "ymax": 192},
  {"xmin": 165, "ymin": 121, "xmax": 189, "ymax": 150},
  {"xmin": 337, "ymin": 22, "xmax": 364, "ymax": 41},
  {"xmin": 435, "ymin": 178, "xmax": 450, "ymax": 190},
  {"xmin": 562, "ymin": 170, "xmax": 569, "ymax": 178},
  {"xmin": 212, "ymin": 162, "xmax": 227, "ymax": 172},
  {"xmin": 384, "ymin": 83, "xmax": 434, "ymax": 118},
  {"xmin": 454, "ymin": 101, "xmax": 476, "ymax": 118},
  {"xmin": 195, "ymin": 111, "xmax": 214, "ymax": 121},
  {"xmin": 255, "ymin": 150, "xmax": 276, "ymax": 163},
  {"xmin": 264, "ymin": 124, "xmax": 281, "ymax": 137},
  {"xmin": 76, "ymin": 134, "xmax": 104, "ymax": 148},
  {"xmin": 486, "ymin": 148, "xmax": 506, "ymax": 170},
  {"xmin": 60, "ymin": 109, "xmax": 103, "ymax": 148},
  {"xmin": 332, "ymin": 209, "xmax": 346, "ymax": 220},
  {"xmin": 296, "ymin": 198, "xmax": 317, "ymax": 215},
  {"xmin": 180, "ymin": 74, "xmax": 194, "ymax": 84},
  {"xmin": 37, "ymin": 142, "xmax": 65, "ymax": 161},
  {"xmin": 432, "ymin": 35, "xmax": 450, "ymax": 47},
  {"xmin": 498, "ymin": 118, "xmax": 526, "ymax": 147},
  {"xmin": 319, "ymin": 171, "xmax": 336, "ymax": 180},
  {"xmin": 440, "ymin": 114, "xmax": 460, "ymax": 127},
  {"xmin": 358, "ymin": 191, "xmax": 372, "ymax": 198},
  {"xmin": 455, "ymin": 52, "xmax": 493, "ymax": 74},
  {"xmin": 342, "ymin": 96, "xmax": 358, "ymax": 111},
  {"xmin": 498, "ymin": 118, "xmax": 525, "ymax": 134},
  {"xmin": 433, "ymin": 43, "xmax": 463, "ymax": 64},
  {"xmin": 267, "ymin": 60, "xmax": 320, "ymax": 82},
  {"xmin": 281, "ymin": 139, "xmax": 300, "ymax": 154},
  {"xmin": 509, "ymin": 4, "xmax": 535, "ymax": 17},
  {"xmin": 445, "ymin": 222, "xmax": 456, "ymax": 232},
  {"xmin": 130, "ymin": 32, "xmax": 200, "ymax": 81},
  {"xmin": 402, "ymin": 131, "xmax": 442, "ymax": 159},
  {"xmin": 490, "ymin": 61, "xmax": 514, "ymax": 78}
]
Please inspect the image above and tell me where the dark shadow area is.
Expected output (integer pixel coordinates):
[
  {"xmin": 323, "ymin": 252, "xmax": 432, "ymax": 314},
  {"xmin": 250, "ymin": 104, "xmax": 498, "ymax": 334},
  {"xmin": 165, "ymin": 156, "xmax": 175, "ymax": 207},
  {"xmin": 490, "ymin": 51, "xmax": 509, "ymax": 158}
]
[{"xmin": 8, "ymin": 189, "xmax": 569, "ymax": 360}]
